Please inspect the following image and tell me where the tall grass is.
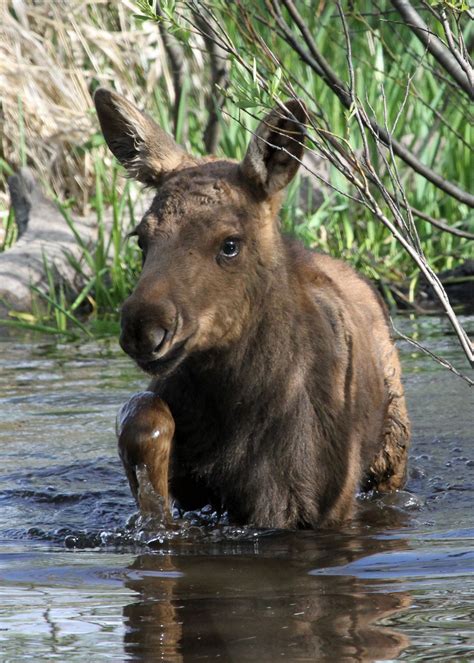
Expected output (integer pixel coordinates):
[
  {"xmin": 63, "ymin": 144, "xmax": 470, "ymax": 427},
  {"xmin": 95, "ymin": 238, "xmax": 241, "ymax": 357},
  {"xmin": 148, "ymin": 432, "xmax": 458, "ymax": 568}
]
[{"xmin": 0, "ymin": 0, "xmax": 472, "ymax": 337}]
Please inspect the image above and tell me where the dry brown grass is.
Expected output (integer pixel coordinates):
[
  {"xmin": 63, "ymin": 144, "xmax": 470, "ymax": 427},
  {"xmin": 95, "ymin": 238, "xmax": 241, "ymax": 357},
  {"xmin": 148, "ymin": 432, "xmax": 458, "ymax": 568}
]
[{"xmin": 0, "ymin": 0, "xmax": 177, "ymax": 215}]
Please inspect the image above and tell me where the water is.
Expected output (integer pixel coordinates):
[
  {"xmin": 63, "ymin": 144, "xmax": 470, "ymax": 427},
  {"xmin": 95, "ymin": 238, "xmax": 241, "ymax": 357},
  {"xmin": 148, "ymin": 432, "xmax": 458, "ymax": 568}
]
[{"xmin": 0, "ymin": 317, "xmax": 472, "ymax": 661}]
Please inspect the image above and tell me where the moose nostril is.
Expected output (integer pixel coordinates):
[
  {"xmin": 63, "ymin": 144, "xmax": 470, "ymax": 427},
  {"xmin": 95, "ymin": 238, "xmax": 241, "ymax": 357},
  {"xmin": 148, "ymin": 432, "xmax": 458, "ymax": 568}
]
[
  {"xmin": 120, "ymin": 323, "xmax": 167, "ymax": 358},
  {"xmin": 151, "ymin": 327, "xmax": 167, "ymax": 354}
]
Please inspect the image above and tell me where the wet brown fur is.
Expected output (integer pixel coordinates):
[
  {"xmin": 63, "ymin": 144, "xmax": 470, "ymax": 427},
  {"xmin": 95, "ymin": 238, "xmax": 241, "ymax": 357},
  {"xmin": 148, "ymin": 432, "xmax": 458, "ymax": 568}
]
[{"xmin": 95, "ymin": 89, "xmax": 410, "ymax": 529}]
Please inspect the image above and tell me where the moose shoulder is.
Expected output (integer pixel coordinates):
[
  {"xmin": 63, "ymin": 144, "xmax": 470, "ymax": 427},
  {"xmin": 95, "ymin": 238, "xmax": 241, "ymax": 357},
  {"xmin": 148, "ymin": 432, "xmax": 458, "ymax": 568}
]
[{"xmin": 95, "ymin": 89, "xmax": 410, "ymax": 529}]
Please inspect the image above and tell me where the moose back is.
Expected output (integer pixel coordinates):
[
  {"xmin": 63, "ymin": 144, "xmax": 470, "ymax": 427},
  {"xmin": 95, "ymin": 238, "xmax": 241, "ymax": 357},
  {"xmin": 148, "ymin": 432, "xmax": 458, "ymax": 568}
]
[{"xmin": 95, "ymin": 89, "xmax": 410, "ymax": 529}]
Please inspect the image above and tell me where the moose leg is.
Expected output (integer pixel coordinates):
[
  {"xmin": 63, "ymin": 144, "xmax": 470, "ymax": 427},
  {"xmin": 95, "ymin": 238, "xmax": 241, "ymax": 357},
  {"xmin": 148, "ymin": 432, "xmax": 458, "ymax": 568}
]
[
  {"xmin": 365, "ymin": 345, "xmax": 411, "ymax": 493},
  {"xmin": 116, "ymin": 392, "xmax": 175, "ymax": 518}
]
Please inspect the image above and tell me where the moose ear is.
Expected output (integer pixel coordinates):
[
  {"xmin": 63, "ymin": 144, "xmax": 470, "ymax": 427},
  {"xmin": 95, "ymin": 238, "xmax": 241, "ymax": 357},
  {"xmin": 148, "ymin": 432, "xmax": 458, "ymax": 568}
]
[
  {"xmin": 93, "ymin": 88, "xmax": 192, "ymax": 185},
  {"xmin": 240, "ymin": 100, "xmax": 307, "ymax": 196}
]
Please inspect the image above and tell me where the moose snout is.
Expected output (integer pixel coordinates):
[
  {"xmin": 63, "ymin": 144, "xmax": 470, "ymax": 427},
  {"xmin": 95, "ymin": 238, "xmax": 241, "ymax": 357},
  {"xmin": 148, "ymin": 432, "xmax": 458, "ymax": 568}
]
[{"xmin": 119, "ymin": 297, "xmax": 176, "ymax": 360}]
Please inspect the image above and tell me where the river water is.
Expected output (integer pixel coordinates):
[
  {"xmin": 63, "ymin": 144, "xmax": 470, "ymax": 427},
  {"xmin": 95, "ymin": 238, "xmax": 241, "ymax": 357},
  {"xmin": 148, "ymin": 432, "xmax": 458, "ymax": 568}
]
[{"xmin": 0, "ymin": 316, "xmax": 472, "ymax": 661}]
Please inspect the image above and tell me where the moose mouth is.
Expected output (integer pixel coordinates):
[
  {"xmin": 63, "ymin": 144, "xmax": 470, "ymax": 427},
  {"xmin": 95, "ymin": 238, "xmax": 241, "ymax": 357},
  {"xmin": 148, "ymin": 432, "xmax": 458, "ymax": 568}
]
[{"xmin": 136, "ymin": 336, "xmax": 190, "ymax": 376}]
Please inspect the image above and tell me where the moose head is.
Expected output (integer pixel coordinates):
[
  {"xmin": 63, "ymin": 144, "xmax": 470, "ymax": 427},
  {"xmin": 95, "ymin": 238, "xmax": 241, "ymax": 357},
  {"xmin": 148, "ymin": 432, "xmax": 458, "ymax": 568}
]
[{"xmin": 94, "ymin": 89, "xmax": 306, "ymax": 375}]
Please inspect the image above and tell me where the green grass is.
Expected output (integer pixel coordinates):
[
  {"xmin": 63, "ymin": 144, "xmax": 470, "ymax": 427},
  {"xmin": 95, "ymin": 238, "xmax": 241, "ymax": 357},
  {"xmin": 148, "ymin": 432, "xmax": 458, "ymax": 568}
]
[{"xmin": 0, "ymin": 0, "xmax": 472, "ymax": 339}]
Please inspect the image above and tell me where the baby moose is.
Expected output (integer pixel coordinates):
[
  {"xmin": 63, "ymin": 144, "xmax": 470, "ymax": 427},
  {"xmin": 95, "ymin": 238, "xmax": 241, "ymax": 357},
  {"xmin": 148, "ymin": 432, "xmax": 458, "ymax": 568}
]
[{"xmin": 94, "ymin": 89, "xmax": 410, "ymax": 529}]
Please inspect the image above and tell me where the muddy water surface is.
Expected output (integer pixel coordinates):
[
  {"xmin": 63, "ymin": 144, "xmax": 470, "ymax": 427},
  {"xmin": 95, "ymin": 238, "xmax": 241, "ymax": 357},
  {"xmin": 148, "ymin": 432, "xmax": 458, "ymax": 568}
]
[{"xmin": 0, "ymin": 317, "xmax": 473, "ymax": 661}]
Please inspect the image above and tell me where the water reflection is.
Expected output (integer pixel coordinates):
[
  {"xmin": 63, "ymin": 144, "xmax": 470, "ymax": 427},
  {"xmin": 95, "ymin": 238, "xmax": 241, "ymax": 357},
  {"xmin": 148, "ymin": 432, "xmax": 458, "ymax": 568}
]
[{"xmin": 123, "ymin": 529, "xmax": 411, "ymax": 662}]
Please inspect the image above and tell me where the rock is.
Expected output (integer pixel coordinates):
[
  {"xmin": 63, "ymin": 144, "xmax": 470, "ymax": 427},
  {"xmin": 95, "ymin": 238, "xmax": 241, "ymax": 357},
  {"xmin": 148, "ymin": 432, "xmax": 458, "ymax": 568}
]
[
  {"xmin": 0, "ymin": 168, "xmax": 96, "ymax": 314},
  {"xmin": 0, "ymin": 169, "xmax": 152, "ymax": 317}
]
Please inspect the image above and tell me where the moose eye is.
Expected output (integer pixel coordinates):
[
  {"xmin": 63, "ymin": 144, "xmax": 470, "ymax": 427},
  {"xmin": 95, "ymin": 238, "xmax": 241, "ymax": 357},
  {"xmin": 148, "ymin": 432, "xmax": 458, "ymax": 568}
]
[{"xmin": 219, "ymin": 237, "xmax": 240, "ymax": 259}]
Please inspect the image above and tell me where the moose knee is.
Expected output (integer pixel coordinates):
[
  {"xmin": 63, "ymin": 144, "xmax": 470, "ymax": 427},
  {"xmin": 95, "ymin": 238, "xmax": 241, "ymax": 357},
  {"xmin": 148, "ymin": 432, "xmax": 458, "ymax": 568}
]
[{"xmin": 116, "ymin": 391, "xmax": 175, "ymax": 509}]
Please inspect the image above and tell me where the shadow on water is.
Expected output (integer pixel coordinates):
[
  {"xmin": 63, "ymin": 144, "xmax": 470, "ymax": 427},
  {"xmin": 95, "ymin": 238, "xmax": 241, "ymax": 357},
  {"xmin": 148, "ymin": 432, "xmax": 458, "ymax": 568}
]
[{"xmin": 0, "ymin": 316, "xmax": 473, "ymax": 661}]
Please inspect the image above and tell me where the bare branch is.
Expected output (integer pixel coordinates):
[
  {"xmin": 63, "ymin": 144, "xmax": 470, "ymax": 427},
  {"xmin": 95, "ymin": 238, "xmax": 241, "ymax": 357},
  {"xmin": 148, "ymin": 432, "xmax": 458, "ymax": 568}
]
[
  {"xmin": 406, "ymin": 206, "xmax": 474, "ymax": 240},
  {"xmin": 392, "ymin": 320, "xmax": 474, "ymax": 387},
  {"xmin": 277, "ymin": 0, "xmax": 474, "ymax": 207},
  {"xmin": 157, "ymin": 2, "xmax": 187, "ymax": 140},
  {"xmin": 192, "ymin": 10, "xmax": 230, "ymax": 153},
  {"xmin": 391, "ymin": 0, "xmax": 474, "ymax": 99}
]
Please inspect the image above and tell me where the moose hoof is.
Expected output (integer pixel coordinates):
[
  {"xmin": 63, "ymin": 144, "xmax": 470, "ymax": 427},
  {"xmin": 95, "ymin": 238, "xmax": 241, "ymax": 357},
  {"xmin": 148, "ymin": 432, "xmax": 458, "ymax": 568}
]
[{"xmin": 116, "ymin": 391, "xmax": 175, "ymax": 517}]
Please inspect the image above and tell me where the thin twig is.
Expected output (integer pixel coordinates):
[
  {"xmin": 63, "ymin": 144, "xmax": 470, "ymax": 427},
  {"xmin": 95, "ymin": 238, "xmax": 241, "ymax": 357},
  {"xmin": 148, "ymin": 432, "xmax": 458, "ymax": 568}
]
[
  {"xmin": 392, "ymin": 320, "xmax": 474, "ymax": 387},
  {"xmin": 277, "ymin": 0, "xmax": 474, "ymax": 207},
  {"xmin": 390, "ymin": 0, "xmax": 473, "ymax": 98}
]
